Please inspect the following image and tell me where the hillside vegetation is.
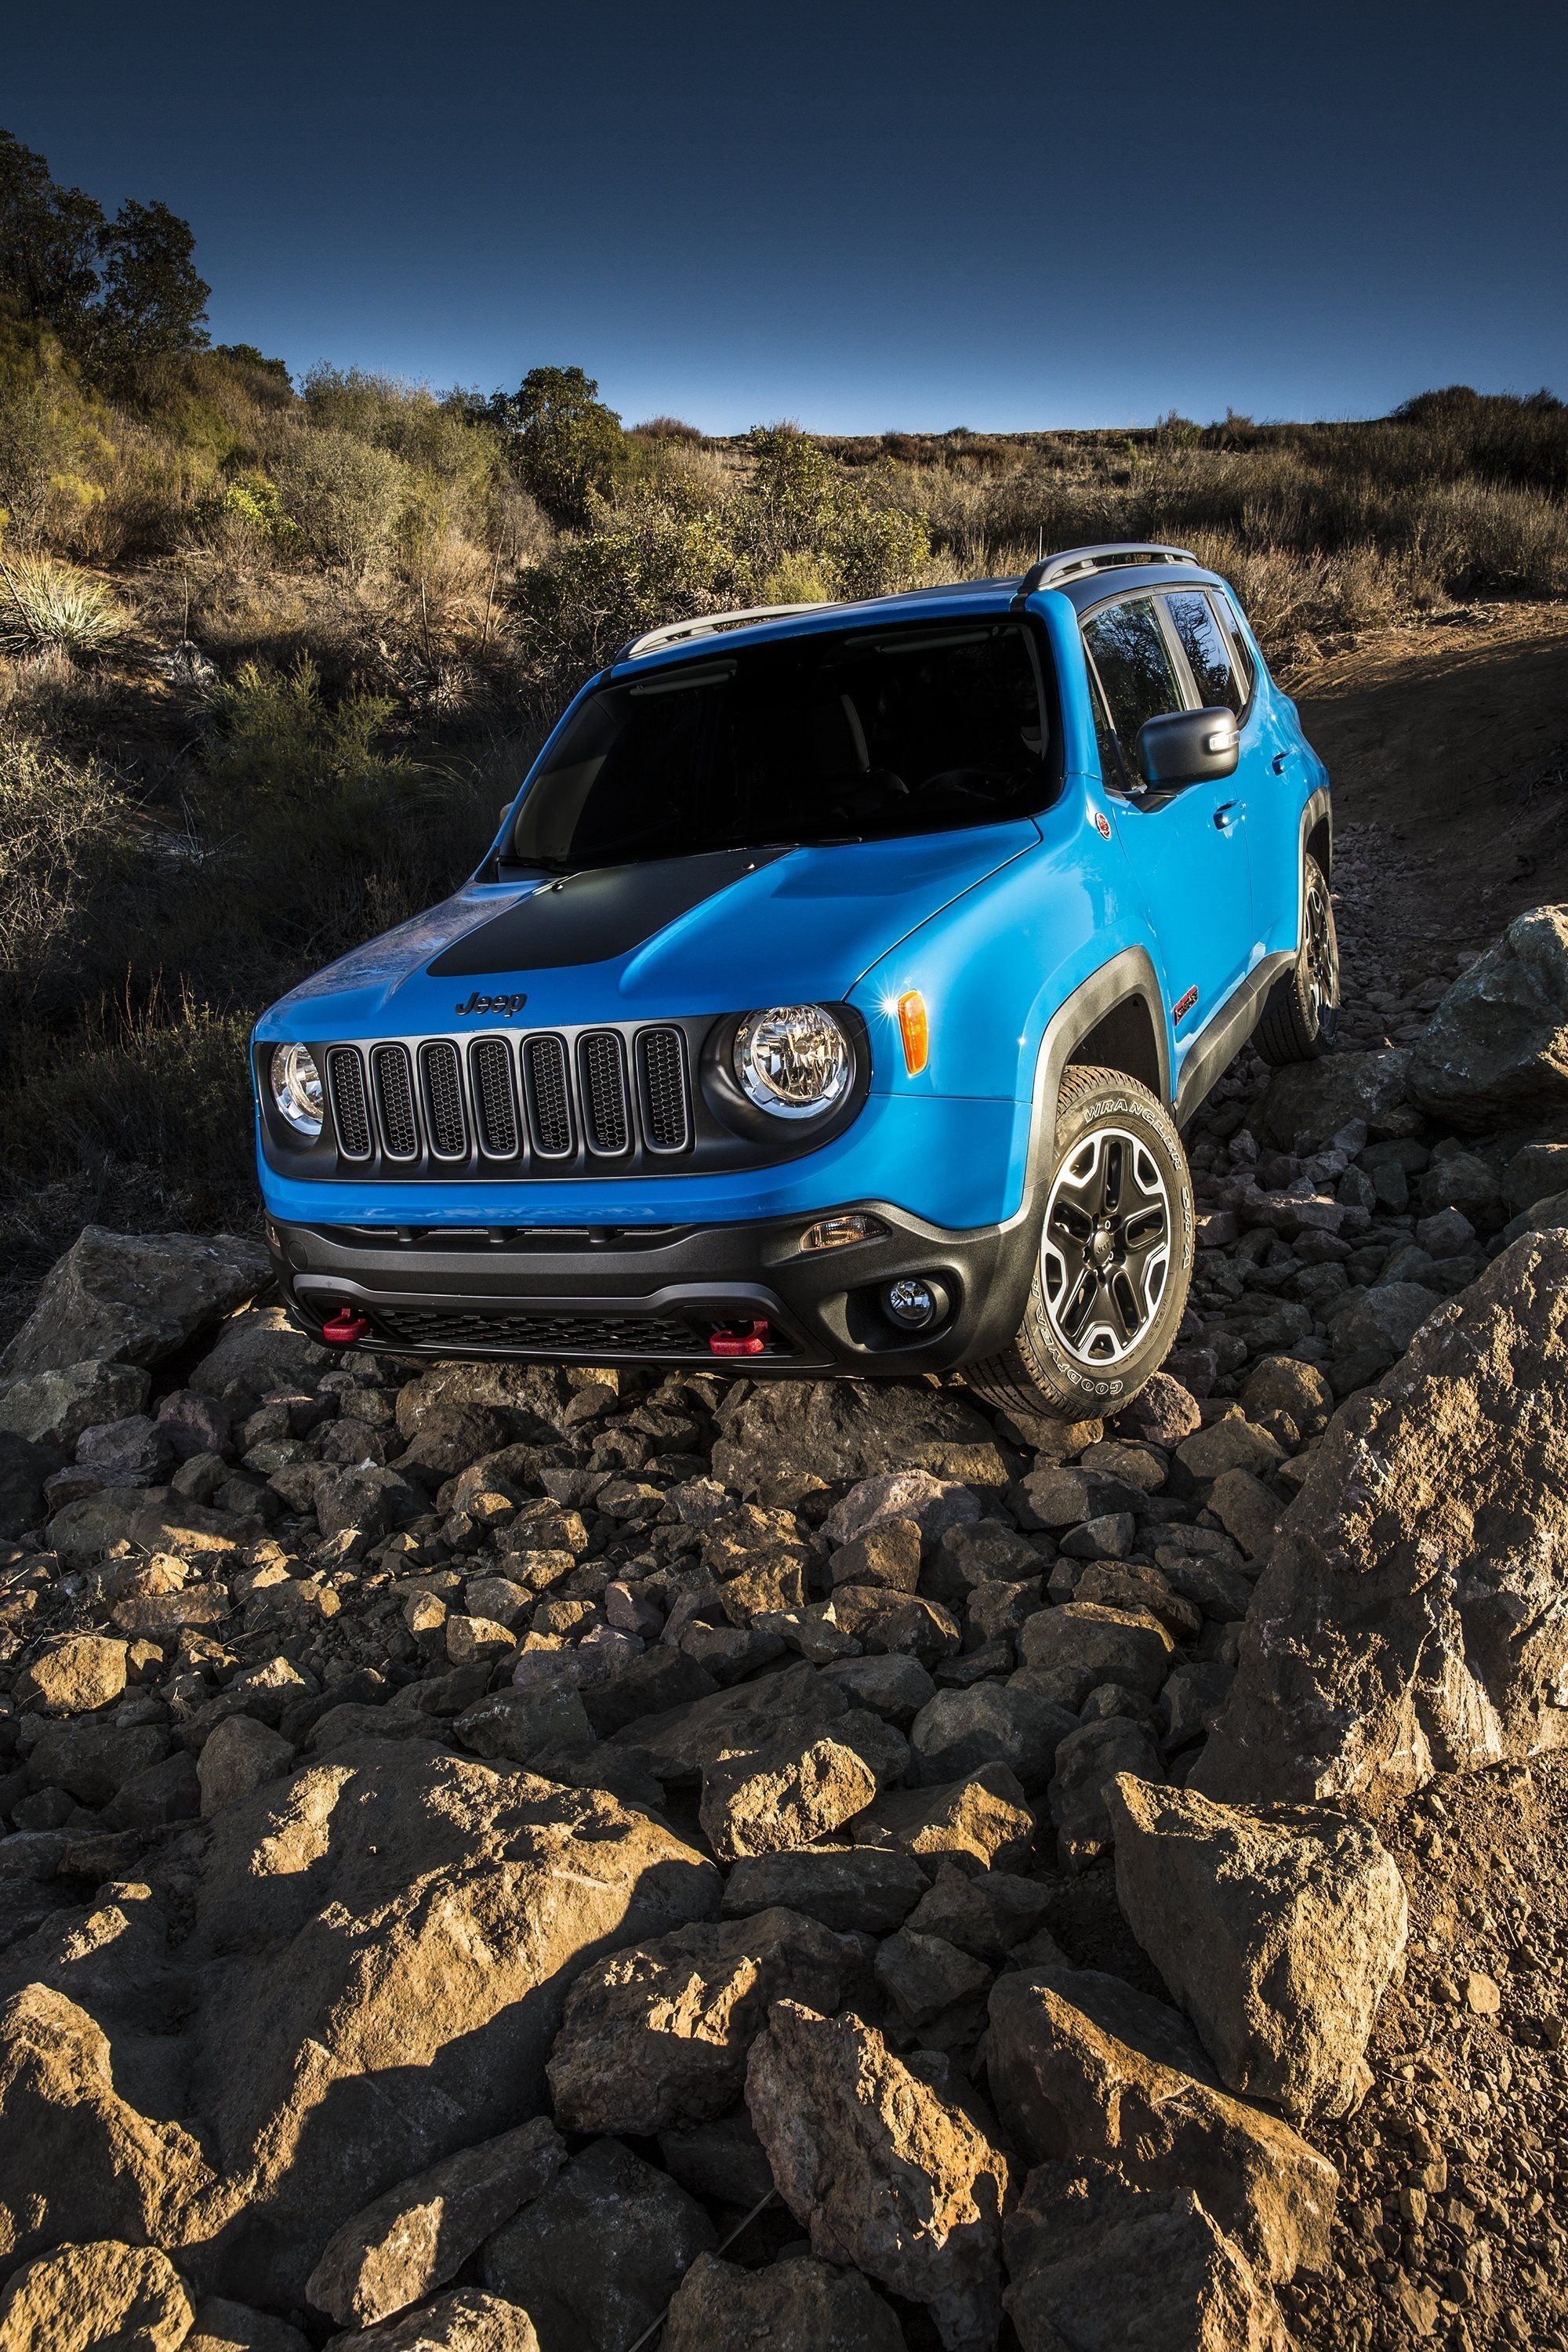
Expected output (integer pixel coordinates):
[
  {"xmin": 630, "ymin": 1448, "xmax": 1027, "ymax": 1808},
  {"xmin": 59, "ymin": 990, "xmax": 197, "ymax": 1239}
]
[{"xmin": 3, "ymin": 122, "xmax": 1568, "ymax": 1329}]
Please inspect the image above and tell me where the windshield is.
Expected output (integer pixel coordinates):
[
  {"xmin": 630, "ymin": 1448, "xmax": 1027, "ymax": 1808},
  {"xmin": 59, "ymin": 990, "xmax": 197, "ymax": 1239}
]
[{"xmin": 507, "ymin": 619, "xmax": 1054, "ymax": 869}]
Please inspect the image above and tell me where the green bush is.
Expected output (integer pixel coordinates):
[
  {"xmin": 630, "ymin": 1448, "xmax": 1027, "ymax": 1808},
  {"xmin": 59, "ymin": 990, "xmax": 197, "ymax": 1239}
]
[
  {"xmin": 218, "ymin": 467, "xmax": 300, "ymax": 550},
  {"xmin": 492, "ymin": 365, "xmax": 630, "ymax": 528},
  {"xmin": 273, "ymin": 426, "xmax": 408, "ymax": 575}
]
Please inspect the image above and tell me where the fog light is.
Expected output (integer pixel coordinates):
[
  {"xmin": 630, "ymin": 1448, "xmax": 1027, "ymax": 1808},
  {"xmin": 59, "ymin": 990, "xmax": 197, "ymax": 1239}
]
[
  {"xmin": 883, "ymin": 1276, "xmax": 947, "ymax": 1330},
  {"xmin": 800, "ymin": 1213, "xmax": 886, "ymax": 1253}
]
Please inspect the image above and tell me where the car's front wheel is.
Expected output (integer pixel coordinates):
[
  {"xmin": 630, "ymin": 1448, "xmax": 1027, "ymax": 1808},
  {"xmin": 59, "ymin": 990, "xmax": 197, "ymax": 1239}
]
[{"xmin": 964, "ymin": 1065, "xmax": 1194, "ymax": 1425}]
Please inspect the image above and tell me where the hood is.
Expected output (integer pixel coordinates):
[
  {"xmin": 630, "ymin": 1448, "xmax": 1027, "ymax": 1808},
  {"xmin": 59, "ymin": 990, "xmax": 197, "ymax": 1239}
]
[{"xmin": 257, "ymin": 823, "xmax": 1038, "ymax": 1040}]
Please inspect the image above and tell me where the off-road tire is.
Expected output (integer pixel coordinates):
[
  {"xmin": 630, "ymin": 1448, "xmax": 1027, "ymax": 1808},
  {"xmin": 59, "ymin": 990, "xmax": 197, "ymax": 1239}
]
[
  {"xmin": 1255, "ymin": 852, "xmax": 1339, "ymax": 1065},
  {"xmin": 964, "ymin": 1065, "xmax": 1194, "ymax": 1424}
]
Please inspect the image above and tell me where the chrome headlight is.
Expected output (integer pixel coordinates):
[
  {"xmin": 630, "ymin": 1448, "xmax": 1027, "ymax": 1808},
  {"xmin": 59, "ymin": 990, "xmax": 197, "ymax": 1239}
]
[
  {"xmin": 734, "ymin": 1004, "xmax": 853, "ymax": 1119},
  {"xmin": 270, "ymin": 1044, "xmax": 324, "ymax": 1138}
]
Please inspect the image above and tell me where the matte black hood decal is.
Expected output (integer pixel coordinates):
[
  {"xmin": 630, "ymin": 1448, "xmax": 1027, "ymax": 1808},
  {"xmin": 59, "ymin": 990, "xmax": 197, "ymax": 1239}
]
[{"xmin": 426, "ymin": 848, "xmax": 783, "ymax": 978}]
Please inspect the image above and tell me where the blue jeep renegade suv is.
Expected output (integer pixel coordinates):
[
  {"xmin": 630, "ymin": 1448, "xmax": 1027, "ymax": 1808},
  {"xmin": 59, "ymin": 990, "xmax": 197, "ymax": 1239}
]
[{"xmin": 253, "ymin": 541, "xmax": 1334, "ymax": 1421}]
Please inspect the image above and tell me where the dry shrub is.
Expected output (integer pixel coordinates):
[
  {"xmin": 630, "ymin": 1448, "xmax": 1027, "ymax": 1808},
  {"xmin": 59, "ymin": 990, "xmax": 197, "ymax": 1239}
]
[{"xmin": 0, "ymin": 551, "xmax": 122, "ymax": 654}]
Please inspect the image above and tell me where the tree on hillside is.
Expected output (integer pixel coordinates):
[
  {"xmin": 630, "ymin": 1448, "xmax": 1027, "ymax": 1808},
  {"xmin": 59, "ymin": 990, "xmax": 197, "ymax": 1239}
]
[
  {"xmin": 489, "ymin": 363, "xmax": 627, "ymax": 526},
  {"xmin": 0, "ymin": 128, "xmax": 209, "ymax": 375},
  {"xmin": 0, "ymin": 129, "xmax": 104, "ymax": 332},
  {"xmin": 96, "ymin": 198, "xmax": 210, "ymax": 364}
]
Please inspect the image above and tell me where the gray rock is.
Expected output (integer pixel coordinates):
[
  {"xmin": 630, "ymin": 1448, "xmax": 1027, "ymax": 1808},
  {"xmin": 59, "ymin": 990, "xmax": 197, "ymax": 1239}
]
[
  {"xmin": 1502, "ymin": 1185, "xmax": 1568, "ymax": 1245},
  {"xmin": 546, "ymin": 1906, "xmax": 866, "ymax": 2134},
  {"xmin": 1048, "ymin": 1718, "xmax": 1164, "ymax": 1867},
  {"xmin": 874, "ymin": 1926, "xmax": 991, "ymax": 2028},
  {"xmin": 1255, "ymin": 1050, "xmax": 1412, "ymax": 1151},
  {"xmin": 610, "ymin": 1660, "xmax": 847, "ymax": 1784},
  {"xmin": 712, "ymin": 1382, "xmax": 1008, "ymax": 1509},
  {"xmin": 452, "ymin": 1687, "xmax": 596, "ymax": 1771},
  {"xmin": 307, "ymin": 2118, "xmax": 564, "ymax": 2327},
  {"xmin": 656, "ymin": 2111, "xmax": 775, "ymax": 2209},
  {"xmin": 822, "ymin": 1469, "xmax": 983, "ymax": 1548},
  {"xmin": 905, "ymin": 1861, "xmax": 1050, "ymax": 1960},
  {"xmin": 827, "ymin": 1516, "xmax": 921, "ymax": 1592},
  {"xmin": 1240, "ymin": 1356, "xmax": 1332, "ymax": 1438},
  {"xmin": 197, "ymin": 1716, "xmax": 296, "ymax": 1817},
  {"xmin": 1408, "ymin": 904, "xmax": 1568, "ymax": 1126},
  {"xmin": 1197, "ymin": 1232, "xmax": 1568, "ymax": 1816},
  {"xmin": 1004, "ymin": 2158, "xmax": 1288, "ymax": 2352},
  {"xmin": 1160, "ymin": 1662, "xmax": 1235, "ymax": 1748},
  {"xmin": 1175, "ymin": 1417, "xmax": 1284, "ymax": 1482},
  {"xmin": 909, "ymin": 1682, "xmax": 1072, "ymax": 1795},
  {"xmin": 1017, "ymin": 1602, "xmax": 1174, "ymax": 1704},
  {"xmin": 819, "ymin": 1653, "xmax": 935, "ymax": 1726},
  {"xmin": 662, "ymin": 2252, "xmax": 906, "ymax": 2352},
  {"xmin": 481, "ymin": 2137, "xmax": 714, "ymax": 2352},
  {"xmin": 187, "ymin": 2295, "xmax": 312, "ymax": 2352},
  {"xmin": 0, "ymin": 1359, "xmax": 151, "ymax": 1450},
  {"xmin": 26, "ymin": 1717, "xmax": 167, "ymax": 1804},
  {"xmin": 0, "ymin": 1432, "xmax": 50, "ymax": 1541},
  {"xmin": 1013, "ymin": 1467, "xmax": 1141, "ymax": 1531},
  {"xmin": 1108, "ymin": 1775, "xmax": 1408, "ymax": 2121},
  {"xmin": 746, "ymin": 1999, "xmax": 1010, "ymax": 2350},
  {"xmin": 1112, "ymin": 1372, "xmax": 1202, "ymax": 1449},
  {"xmin": 187, "ymin": 1305, "xmax": 331, "ymax": 1406},
  {"xmin": 1205, "ymin": 1469, "xmax": 1282, "ymax": 1564},
  {"xmin": 315, "ymin": 1463, "xmax": 424, "ymax": 1542},
  {"xmin": 100, "ymin": 1749, "xmax": 201, "ymax": 1830},
  {"xmin": 48, "ymin": 1486, "xmax": 263, "ymax": 1567},
  {"xmin": 1, "ymin": 1229, "xmax": 271, "ymax": 1381},
  {"xmin": 720, "ymin": 1846, "xmax": 929, "ymax": 1936}
]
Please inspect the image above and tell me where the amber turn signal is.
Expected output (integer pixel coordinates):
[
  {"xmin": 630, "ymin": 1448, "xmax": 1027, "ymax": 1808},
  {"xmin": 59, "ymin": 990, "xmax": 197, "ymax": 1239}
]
[{"xmin": 897, "ymin": 989, "xmax": 929, "ymax": 1076}]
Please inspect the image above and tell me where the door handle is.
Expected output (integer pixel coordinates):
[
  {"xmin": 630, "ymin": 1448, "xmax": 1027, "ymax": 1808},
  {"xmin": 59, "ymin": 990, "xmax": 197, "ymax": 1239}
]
[
  {"xmin": 1272, "ymin": 750, "xmax": 1292, "ymax": 774},
  {"xmin": 1213, "ymin": 800, "xmax": 1240, "ymax": 831}
]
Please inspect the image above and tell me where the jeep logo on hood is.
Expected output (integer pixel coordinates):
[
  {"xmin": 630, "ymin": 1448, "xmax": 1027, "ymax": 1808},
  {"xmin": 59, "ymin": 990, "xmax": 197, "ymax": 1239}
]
[{"xmin": 453, "ymin": 990, "xmax": 528, "ymax": 1018}]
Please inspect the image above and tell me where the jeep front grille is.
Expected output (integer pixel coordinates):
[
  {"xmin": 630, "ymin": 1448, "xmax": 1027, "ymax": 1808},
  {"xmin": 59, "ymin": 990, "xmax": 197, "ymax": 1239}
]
[{"xmin": 322, "ymin": 1025, "xmax": 694, "ymax": 1178}]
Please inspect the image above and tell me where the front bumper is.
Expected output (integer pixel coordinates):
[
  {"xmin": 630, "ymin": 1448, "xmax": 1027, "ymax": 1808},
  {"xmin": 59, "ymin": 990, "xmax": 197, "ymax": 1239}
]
[{"xmin": 266, "ymin": 1200, "xmax": 1040, "ymax": 1377}]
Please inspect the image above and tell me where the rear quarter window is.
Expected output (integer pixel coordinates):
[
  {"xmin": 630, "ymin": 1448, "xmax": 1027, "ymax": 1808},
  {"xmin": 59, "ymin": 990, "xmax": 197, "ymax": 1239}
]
[{"xmin": 1164, "ymin": 589, "xmax": 1246, "ymax": 715}]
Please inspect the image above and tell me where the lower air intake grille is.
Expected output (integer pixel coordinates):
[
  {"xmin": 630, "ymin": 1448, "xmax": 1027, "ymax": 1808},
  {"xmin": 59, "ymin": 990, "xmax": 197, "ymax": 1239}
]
[
  {"xmin": 470, "ymin": 1038, "xmax": 519, "ymax": 1157},
  {"xmin": 523, "ymin": 1034, "xmax": 573, "ymax": 1156},
  {"xmin": 372, "ymin": 1044, "xmax": 418, "ymax": 1157},
  {"xmin": 637, "ymin": 1026, "xmax": 691, "ymax": 1152},
  {"xmin": 372, "ymin": 1306, "xmax": 699, "ymax": 1355},
  {"xmin": 327, "ymin": 1048, "xmax": 371, "ymax": 1158},
  {"xmin": 579, "ymin": 1031, "xmax": 630, "ymax": 1154},
  {"xmin": 420, "ymin": 1041, "xmax": 466, "ymax": 1157}
]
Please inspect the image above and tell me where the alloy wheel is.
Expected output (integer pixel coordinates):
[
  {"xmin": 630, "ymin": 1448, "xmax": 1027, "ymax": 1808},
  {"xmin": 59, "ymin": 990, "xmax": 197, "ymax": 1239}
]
[{"xmin": 1040, "ymin": 1125, "xmax": 1172, "ymax": 1366}]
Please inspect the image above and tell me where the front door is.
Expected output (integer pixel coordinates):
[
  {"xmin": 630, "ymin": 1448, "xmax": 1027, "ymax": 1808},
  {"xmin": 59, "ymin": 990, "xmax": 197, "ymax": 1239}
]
[{"xmin": 1080, "ymin": 593, "xmax": 1254, "ymax": 1091}]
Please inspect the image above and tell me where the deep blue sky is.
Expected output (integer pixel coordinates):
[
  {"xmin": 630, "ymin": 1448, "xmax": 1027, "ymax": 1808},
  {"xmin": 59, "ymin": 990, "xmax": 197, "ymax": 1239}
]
[{"xmin": 9, "ymin": 1, "xmax": 1566, "ymax": 430}]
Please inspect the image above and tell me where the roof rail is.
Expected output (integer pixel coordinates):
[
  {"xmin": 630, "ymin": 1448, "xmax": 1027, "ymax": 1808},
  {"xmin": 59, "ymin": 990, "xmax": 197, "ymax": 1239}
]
[
  {"xmin": 1011, "ymin": 543, "xmax": 1200, "ymax": 603},
  {"xmin": 615, "ymin": 601, "xmax": 844, "ymax": 663}
]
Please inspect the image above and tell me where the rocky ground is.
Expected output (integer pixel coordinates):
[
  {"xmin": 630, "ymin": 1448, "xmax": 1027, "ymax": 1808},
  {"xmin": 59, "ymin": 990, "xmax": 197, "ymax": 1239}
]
[{"xmin": 2, "ymin": 886, "xmax": 1568, "ymax": 2351}]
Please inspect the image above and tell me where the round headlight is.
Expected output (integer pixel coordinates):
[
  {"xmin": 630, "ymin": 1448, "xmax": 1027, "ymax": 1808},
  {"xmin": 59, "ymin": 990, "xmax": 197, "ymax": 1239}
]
[
  {"xmin": 270, "ymin": 1044, "xmax": 324, "ymax": 1138},
  {"xmin": 734, "ymin": 1005, "xmax": 853, "ymax": 1119}
]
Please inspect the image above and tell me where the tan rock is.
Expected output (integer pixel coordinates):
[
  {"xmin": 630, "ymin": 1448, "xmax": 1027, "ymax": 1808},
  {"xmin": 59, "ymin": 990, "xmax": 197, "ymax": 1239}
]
[
  {"xmin": 198, "ymin": 1715, "xmax": 296, "ymax": 1817},
  {"xmin": 324, "ymin": 2288, "xmax": 539, "ymax": 2350},
  {"xmin": 699, "ymin": 1715, "xmax": 895, "ymax": 1860},
  {"xmin": 746, "ymin": 2000, "xmax": 1010, "ymax": 2350},
  {"xmin": 546, "ymin": 1904, "xmax": 865, "ymax": 2134},
  {"xmin": 15, "ymin": 1632, "xmax": 127, "ymax": 1715},
  {"xmin": 851, "ymin": 1761, "xmax": 1035, "ymax": 1873},
  {"xmin": 1196, "ymin": 1232, "xmax": 1568, "ymax": 1815},
  {"xmin": 1108, "ymin": 1774, "xmax": 1407, "ymax": 2119},
  {"xmin": 306, "ymin": 2118, "xmax": 564, "ymax": 2327},
  {"xmin": 986, "ymin": 1965, "xmax": 1338, "ymax": 2281},
  {"xmin": 0, "ymin": 2238, "xmax": 194, "ymax": 2352}
]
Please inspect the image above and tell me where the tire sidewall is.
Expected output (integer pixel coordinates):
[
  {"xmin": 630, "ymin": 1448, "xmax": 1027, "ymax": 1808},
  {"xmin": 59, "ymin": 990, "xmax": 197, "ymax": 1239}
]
[{"xmin": 1014, "ymin": 1076, "xmax": 1195, "ymax": 1413}]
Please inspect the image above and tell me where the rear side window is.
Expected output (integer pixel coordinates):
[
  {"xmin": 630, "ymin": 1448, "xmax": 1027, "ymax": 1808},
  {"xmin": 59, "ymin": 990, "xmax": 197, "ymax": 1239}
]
[
  {"xmin": 1214, "ymin": 590, "xmax": 1255, "ymax": 697},
  {"xmin": 1165, "ymin": 590, "xmax": 1245, "ymax": 714},
  {"xmin": 1080, "ymin": 598, "xmax": 1182, "ymax": 753}
]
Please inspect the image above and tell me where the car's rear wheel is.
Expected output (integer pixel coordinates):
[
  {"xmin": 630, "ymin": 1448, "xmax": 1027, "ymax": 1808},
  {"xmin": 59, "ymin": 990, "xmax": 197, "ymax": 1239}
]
[
  {"xmin": 964, "ymin": 1064, "xmax": 1194, "ymax": 1424},
  {"xmin": 1255, "ymin": 852, "xmax": 1339, "ymax": 1065}
]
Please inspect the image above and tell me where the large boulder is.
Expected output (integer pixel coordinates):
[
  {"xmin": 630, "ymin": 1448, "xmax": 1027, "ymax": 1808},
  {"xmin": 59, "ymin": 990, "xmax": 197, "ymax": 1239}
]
[
  {"xmin": 746, "ymin": 2000, "xmax": 1011, "ymax": 2351},
  {"xmin": 711, "ymin": 1381, "xmax": 1010, "ymax": 1508},
  {"xmin": 0, "ymin": 1743, "xmax": 718, "ymax": 2308},
  {"xmin": 1254, "ymin": 1050, "xmax": 1412, "ymax": 1152},
  {"xmin": 663, "ymin": 2252, "xmax": 906, "ymax": 2351},
  {"xmin": 0, "ymin": 1358, "xmax": 151, "ymax": 1450},
  {"xmin": 187, "ymin": 1306, "xmax": 330, "ymax": 1407},
  {"xmin": 48, "ymin": 1486, "xmax": 263, "ymax": 1567},
  {"xmin": 1195, "ymin": 1232, "xmax": 1568, "ymax": 1815},
  {"xmin": 699, "ymin": 1712, "xmax": 902, "ymax": 1861},
  {"xmin": 1407, "ymin": 904, "xmax": 1568, "ymax": 1127},
  {"xmin": 0, "ymin": 1229, "xmax": 271, "ymax": 1380},
  {"xmin": 986, "ymin": 1967, "xmax": 1337, "ymax": 2282},
  {"xmin": 1107, "ymin": 1776, "xmax": 1408, "ymax": 2120},
  {"xmin": 546, "ymin": 1906, "xmax": 866, "ymax": 2135},
  {"xmin": 1003, "ymin": 2160, "xmax": 1289, "ymax": 2352}
]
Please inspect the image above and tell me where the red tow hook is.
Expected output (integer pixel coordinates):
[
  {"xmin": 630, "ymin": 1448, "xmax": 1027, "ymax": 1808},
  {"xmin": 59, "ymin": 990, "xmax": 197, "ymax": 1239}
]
[
  {"xmin": 709, "ymin": 1319, "xmax": 770, "ymax": 1358},
  {"xmin": 321, "ymin": 1307, "xmax": 370, "ymax": 1345}
]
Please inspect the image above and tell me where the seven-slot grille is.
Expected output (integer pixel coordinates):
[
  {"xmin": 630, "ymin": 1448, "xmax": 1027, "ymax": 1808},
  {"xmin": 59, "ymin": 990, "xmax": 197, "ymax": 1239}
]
[{"xmin": 324, "ymin": 1027, "xmax": 692, "ymax": 1172}]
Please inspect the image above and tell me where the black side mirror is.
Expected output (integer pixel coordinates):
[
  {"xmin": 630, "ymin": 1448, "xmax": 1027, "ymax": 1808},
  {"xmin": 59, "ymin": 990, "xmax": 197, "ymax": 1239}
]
[{"xmin": 1135, "ymin": 706, "xmax": 1240, "ymax": 789}]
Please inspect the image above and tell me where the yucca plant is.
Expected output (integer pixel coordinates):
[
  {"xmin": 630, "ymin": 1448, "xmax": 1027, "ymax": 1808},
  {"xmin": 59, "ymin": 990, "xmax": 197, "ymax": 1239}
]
[{"xmin": 0, "ymin": 554, "xmax": 124, "ymax": 657}]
